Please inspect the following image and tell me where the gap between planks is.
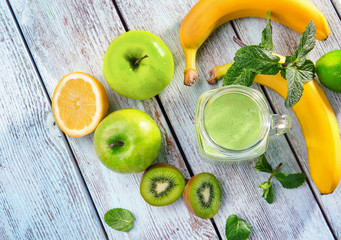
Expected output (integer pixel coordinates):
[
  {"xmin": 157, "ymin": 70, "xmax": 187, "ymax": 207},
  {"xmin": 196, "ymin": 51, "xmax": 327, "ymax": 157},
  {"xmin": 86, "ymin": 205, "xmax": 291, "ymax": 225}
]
[
  {"xmin": 110, "ymin": 0, "xmax": 225, "ymax": 239},
  {"xmin": 330, "ymin": 0, "xmax": 341, "ymax": 22},
  {"xmin": 5, "ymin": 1, "xmax": 109, "ymax": 239}
]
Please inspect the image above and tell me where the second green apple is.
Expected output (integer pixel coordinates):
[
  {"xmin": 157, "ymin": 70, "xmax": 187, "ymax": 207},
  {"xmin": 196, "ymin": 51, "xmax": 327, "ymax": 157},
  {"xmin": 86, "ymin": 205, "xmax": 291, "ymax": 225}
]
[
  {"xmin": 104, "ymin": 30, "xmax": 174, "ymax": 100},
  {"xmin": 94, "ymin": 109, "xmax": 161, "ymax": 173}
]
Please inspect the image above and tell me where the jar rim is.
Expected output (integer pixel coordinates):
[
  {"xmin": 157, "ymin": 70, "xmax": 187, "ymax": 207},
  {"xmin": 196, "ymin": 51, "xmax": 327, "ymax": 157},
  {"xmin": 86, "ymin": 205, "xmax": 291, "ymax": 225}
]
[{"xmin": 198, "ymin": 85, "xmax": 271, "ymax": 156}]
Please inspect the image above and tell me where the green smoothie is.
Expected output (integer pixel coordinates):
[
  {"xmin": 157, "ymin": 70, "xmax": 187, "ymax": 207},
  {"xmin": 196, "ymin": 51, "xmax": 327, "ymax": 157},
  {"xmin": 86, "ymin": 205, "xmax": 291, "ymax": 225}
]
[{"xmin": 204, "ymin": 93, "xmax": 263, "ymax": 150}]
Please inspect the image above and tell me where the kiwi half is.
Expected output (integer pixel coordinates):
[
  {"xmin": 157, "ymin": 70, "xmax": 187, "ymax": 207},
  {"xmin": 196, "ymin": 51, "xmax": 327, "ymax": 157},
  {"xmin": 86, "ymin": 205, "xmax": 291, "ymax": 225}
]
[
  {"xmin": 183, "ymin": 172, "xmax": 221, "ymax": 219},
  {"xmin": 140, "ymin": 163, "xmax": 185, "ymax": 206}
]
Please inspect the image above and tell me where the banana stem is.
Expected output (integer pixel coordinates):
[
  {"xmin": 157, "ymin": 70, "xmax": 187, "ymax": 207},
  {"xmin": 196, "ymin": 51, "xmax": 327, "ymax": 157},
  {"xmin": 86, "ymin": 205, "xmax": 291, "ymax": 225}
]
[
  {"xmin": 208, "ymin": 63, "xmax": 233, "ymax": 84},
  {"xmin": 233, "ymin": 36, "xmax": 247, "ymax": 47},
  {"xmin": 184, "ymin": 48, "xmax": 198, "ymax": 86}
]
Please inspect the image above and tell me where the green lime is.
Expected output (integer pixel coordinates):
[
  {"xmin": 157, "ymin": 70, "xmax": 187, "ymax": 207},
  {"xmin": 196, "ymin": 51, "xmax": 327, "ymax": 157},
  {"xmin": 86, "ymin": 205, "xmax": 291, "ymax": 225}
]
[{"xmin": 316, "ymin": 49, "xmax": 341, "ymax": 93}]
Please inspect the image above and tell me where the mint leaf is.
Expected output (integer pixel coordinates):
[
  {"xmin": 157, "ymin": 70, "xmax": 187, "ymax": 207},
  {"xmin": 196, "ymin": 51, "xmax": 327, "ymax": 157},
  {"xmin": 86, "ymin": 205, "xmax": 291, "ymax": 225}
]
[
  {"xmin": 104, "ymin": 208, "xmax": 134, "ymax": 232},
  {"xmin": 255, "ymin": 154, "xmax": 273, "ymax": 173},
  {"xmin": 283, "ymin": 59, "xmax": 314, "ymax": 107},
  {"xmin": 291, "ymin": 21, "xmax": 316, "ymax": 66},
  {"xmin": 275, "ymin": 172, "xmax": 307, "ymax": 189},
  {"xmin": 225, "ymin": 214, "xmax": 251, "ymax": 240},
  {"xmin": 296, "ymin": 59, "xmax": 315, "ymax": 81},
  {"xmin": 234, "ymin": 46, "xmax": 280, "ymax": 75},
  {"xmin": 258, "ymin": 181, "xmax": 274, "ymax": 204},
  {"xmin": 284, "ymin": 64, "xmax": 305, "ymax": 108},
  {"xmin": 259, "ymin": 11, "xmax": 273, "ymax": 51},
  {"xmin": 223, "ymin": 63, "xmax": 257, "ymax": 87},
  {"xmin": 280, "ymin": 22, "xmax": 315, "ymax": 107}
]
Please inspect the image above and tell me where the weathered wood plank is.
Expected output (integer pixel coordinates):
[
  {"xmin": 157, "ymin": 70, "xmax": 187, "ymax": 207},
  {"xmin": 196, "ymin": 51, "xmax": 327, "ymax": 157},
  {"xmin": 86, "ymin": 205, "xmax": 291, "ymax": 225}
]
[
  {"xmin": 331, "ymin": 0, "xmax": 341, "ymax": 17},
  {"xmin": 115, "ymin": 0, "xmax": 335, "ymax": 239},
  {"xmin": 232, "ymin": 0, "xmax": 341, "ymax": 237},
  {"xmin": 0, "ymin": 3, "xmax": 107, "ymax": 240},
  {"xmin": 8, "ymin": 0, "xmax": 219, "ymax": 239}
]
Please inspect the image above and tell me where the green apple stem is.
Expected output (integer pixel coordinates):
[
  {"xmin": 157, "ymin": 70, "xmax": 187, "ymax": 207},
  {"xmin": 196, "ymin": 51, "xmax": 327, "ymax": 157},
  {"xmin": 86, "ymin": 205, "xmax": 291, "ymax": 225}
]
[
  {"xmin": 134, "ymin": 55, "xmax": 148, "ymax": 67},
  {"xmin": 109, "ymin": 141, "xmax": 125, "ymax": 148}
]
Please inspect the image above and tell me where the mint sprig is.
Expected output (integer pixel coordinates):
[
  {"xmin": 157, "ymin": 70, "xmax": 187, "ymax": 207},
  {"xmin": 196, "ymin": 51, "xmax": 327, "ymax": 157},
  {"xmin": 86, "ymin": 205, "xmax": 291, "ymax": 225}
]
[
  {"xmin": 257, "ymin": 162, "xmax": 282, "ymax": 204},
  {"xmin": 104, "ymin": 208, "xmax": 134, "ymax": 232},
  {"xmin": 223, "ymin": 11, "xmax": 316, "ymax": 108},
  {"xmin": 225, "ymin": 214, "xmax": 251, "ymax": 240},
  {"xmin": 256, "ymin": 154, "xmax": 307, "ymax": 204}
]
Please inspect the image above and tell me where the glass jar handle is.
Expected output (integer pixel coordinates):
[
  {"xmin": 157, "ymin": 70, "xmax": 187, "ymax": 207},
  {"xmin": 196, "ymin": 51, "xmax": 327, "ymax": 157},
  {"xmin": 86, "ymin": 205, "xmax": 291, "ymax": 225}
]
[{"xmin": 269, "ymin": 114, "xmax": 292, "ymax": 136}]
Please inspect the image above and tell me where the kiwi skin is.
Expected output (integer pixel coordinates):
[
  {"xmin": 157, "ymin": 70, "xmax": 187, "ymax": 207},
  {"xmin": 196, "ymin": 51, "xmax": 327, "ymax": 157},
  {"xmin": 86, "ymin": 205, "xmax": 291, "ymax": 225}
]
[
  {"xmin": 141, "ymin": 163, "xmax": 180, "ymax": 182},
  {"xmin": 140, "ymin": 163, "xmax": 185, "ymax": 206},
  {"xmin": 142, "ymin": 163, "xmax": 179, "ymax": 174},
  {"xmin": 183, "ymin": 174, "xmax": 200, "ymax": 217},
  {"xmin": 183, "ymin": 172, "xmax": 221, "ymax": 219}
]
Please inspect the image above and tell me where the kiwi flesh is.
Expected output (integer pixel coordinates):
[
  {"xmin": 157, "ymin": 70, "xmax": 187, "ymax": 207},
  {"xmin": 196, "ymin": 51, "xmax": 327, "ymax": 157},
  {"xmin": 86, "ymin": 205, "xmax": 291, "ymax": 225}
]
[
  {"xmin": 183, "ymin": 172, "xmax": 221, "ymax": 219},
  {"xmin": 140, "ymin": 163, "xmax": 185, "ymax": 206}
]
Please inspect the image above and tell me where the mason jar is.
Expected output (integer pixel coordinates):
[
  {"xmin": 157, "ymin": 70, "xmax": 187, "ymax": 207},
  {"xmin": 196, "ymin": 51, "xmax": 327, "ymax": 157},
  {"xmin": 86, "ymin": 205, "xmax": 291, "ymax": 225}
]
[{"xmin": 195, "ymin": 85, "xmax": 292, "ymax": 162}]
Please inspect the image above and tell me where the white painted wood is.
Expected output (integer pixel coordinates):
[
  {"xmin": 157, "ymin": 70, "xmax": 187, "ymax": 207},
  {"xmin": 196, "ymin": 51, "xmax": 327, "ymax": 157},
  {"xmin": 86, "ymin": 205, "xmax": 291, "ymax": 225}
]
[
  {"xmin": 332, "ymin": 0, "xmax": 341, "ymax": 17},
  {"xmin": 115, "ymin": 0, "xmax": 336, "ymax": 239},
  {"xmin": 232, "ymin": 0, "xmax": 341, "ymax": 237},
  {"xmin": 0, "ymin": 3, "xmax": 107, "ymax": 240},
  {"xmin": 8, "ymin": 0, "xmax": 219, "ymax": 239}
]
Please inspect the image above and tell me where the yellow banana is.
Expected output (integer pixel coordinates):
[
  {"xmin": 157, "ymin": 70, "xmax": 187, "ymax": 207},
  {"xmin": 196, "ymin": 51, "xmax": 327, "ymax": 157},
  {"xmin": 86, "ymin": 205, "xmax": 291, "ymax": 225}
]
[
  {"xmin": 179, "ymin": 0, "xmax": 330, "ymax": 86},
  {"xmin": 209, "ymin": 61, "xmax": 341, "ymax": 194}
]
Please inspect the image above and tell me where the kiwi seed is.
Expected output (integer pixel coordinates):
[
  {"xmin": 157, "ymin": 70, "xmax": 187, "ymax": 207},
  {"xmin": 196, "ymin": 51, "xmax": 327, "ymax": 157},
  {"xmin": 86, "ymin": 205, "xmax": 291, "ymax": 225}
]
[
  {"xmin": 140, "ymin": 163, "xmax": 185, "ymax": 206},
  {"xmin": 183, "ymin": 172, "xmax": 221, "ymax": 219}
]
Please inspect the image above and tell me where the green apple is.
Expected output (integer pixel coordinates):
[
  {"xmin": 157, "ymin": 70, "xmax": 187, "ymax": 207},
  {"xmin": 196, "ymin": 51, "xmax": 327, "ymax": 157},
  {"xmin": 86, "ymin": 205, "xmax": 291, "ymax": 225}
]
[
  {"xmin": 103, "ymin": 30, "xmax": 174, "ymax": 100},
  {"xmin": 94, "ymin": 109, "xmax": 162, "ymax": 173}
]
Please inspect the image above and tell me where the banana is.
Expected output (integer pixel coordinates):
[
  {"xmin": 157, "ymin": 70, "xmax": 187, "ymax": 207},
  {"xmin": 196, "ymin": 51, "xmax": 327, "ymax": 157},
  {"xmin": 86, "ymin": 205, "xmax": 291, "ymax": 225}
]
[
  {"xmin": 208, "ymin": 61, "xmax": 341, "ymax": 194},
  {"xmin": 179, "ymin": 0, "xmax": 330, "ymax": 86}
]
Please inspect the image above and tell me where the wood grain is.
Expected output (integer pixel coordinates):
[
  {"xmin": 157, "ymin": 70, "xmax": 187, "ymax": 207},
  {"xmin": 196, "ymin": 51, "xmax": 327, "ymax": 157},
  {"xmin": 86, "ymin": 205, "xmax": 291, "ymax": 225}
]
[
  {"xmin": 0, "ymin": 3, "xmax": 107, "ymax": 239},
  {"xmin": 332, "ymin": 0, "xmax": 341, "ymax": 17},
  {"xmin": 232, "ymin": 0, "xmax": 341, "ymax": 237},
  {"xmin": 8, "ymin": 0, "xmax": 219, "ymax": 239},
  {"xmin": 115, "ymin": 0, "xmax": 336, "ymax": 239}
]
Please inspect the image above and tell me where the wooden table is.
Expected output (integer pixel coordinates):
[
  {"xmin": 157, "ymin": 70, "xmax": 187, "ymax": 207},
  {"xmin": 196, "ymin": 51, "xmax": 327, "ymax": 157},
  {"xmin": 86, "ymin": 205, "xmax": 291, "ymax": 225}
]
[{"xmin": 1, "ymin": 0, "xmax": 341, "ymax": 239}]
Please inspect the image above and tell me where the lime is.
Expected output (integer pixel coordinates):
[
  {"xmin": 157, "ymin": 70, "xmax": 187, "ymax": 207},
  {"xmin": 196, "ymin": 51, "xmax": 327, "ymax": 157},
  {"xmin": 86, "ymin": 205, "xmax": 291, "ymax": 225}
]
[{"xmin": 316, "ymin": 49, "xmax": 341, "ymax": 93}]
